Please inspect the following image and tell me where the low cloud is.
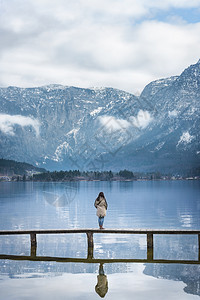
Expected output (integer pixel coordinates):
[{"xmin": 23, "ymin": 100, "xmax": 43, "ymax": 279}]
[
  {"xmin": 0, "ymin": 114, "xmax": 40, "ymax": 136},
  {"xmin": 98, "ymin": 110, "xmax": 153, "ymax": 132},
  {"xmin": 98, "ymin": 115, "xmax": 130, "ymax": 132},
  {"xmin": 129, "ymin": 110, "xmax": 153, "ymax": 129}
]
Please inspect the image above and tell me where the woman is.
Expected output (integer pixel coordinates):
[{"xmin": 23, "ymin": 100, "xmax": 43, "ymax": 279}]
[
  {"xmin": 94, "ymin": 192, "xmax": 108, "ymax": 229},
  {"xmin": 95, "ymin": 263, "xmax": 108, "ymax": 298}
]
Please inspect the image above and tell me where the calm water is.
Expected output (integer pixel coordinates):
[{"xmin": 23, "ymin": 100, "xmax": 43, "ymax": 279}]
[{"xmin": 0, "ymin": 180, "xmax": 200, "ymax": 299}]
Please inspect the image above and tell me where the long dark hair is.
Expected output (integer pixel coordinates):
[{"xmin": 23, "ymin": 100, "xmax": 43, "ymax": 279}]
[
  {"xmin": 96, "ymin": 192, "xmax": 107, "ymax": 203},
  {"xmin": 96, "ymin": 192, "xmax": 105, "ymax": 201},
  {"xmin": 99, "ymin": 192, "xmax": 105, "ymax": 198},
  {"xmin": 95, "ymin": 192, "xmax": 108, "ymax": 209}
]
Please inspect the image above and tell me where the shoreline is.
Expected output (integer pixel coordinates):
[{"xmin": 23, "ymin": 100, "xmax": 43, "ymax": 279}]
[{"xmin": 0, "ymin": 178, "xmax": 199, "ymax": 183}]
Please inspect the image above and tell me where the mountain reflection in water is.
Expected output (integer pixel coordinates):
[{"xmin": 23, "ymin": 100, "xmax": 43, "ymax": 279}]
[
  {"xmin": 0, "ymin": 255, "xmax": 199, "ymax": 298},
  {"xmin": 0, "ymin": 263, "xmax": 199, "ymax": 300},
  {"xmin": 144, "ymin": 263, "xmax": 200, "ymax": 297}
]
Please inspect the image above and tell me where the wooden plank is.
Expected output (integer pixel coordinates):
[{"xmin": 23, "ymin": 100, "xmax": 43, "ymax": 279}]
[
  {"xmin": 0, "ymin": 229, "xmax": 200, "ymax": 235},
  {"xmin": 30, "ymin": 233, "xmax": 37, "ymax": 246},
  {"xmin": 199, "ymin": 234, "xmax": 200, "ymax": 261},
  {"xmin": 147, "ymin": 233, "xmax": 154, "ymax": 261},
  {"xmin": 0, "ymin": 254, "xmax": 199, "ymax": 265},
  {"xmin": 31, "ymin": 245, "xmax": 37, "ymax": 257},
  {"xmin": 86, "ymin": 232, "xmax": 94, "ymax": 259},
  {"xmin": 30, "ymin": 233, "xmax": 37, "ymax": 257}
]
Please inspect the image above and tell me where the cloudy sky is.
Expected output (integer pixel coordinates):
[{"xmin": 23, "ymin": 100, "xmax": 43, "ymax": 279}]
[{"xmin": 1, "ymin": 0, "xmax": 200, "ymax": 94}]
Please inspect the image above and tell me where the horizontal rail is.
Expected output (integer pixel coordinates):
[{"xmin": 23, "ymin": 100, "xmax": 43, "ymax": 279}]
[
  {"xmin": 0, "ymin": 229, "xmax": 200, "ymax": 235},
  {"xmin": 0, "ymin": 254, "xmax": 199, "ymax": 265}
]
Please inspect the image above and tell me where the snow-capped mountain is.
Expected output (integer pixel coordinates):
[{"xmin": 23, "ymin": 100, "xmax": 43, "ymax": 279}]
[
  {"xmin": 0, "ymin": 60, "xmax": 199, "ymax": 174},
  {"xmin": 106, "ymin": 60, "xmax": 200, "ymax": 174}
]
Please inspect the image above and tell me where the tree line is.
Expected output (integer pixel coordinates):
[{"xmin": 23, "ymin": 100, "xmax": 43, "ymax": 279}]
[{"xmin": 32, "ymin": 169, "xmax": 137, "ymax": 181}]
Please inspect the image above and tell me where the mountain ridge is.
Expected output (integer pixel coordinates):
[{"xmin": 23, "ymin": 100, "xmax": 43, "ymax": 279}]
[
  {"xmin": 0, "ymin": 158, "xmax": 46, "ymax": 176},
  {"xmin": 0, "ymin": 60, "xmax": 199, "ymax": 174}
]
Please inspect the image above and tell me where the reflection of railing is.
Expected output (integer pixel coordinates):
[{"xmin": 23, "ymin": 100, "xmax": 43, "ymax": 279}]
[
  {"xmin": 0, "ymin": 229, "xmax": 200, "ymax": 262},
  {"xmin": 0, "ymin": 254, "xmax": 199, "ymax": 265}
]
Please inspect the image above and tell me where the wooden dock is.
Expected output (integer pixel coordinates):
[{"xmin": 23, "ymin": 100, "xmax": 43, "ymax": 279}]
[{"xmin": 0, "ymin": 229, "xmax": 200, "ymax": 263}]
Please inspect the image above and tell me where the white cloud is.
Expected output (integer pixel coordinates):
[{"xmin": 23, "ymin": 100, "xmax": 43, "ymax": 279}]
[
  {"xmin": 130, "ymin": 110, "xmax": 153, "ymax": 129},
  {"xmin": 98, "ymin": 115, "xmax": 131, "ymax": 132},
  {"xmin": 0, "ymin": 1, "xmax": 200, "ymax": 93},
  {"xmin": 0, "ymin": 270, "xmax": 195, "ymax": 300},
  {"xmin": 0, "ymin": 114, "xmax": 40, "ymax": 136},
  {"xmin": 98, "ymin": 110, "xmax": 153, "ymax": 132}
]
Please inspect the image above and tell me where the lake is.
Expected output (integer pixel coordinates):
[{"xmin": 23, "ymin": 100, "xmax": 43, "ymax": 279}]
[{"xmin": 0, "ymin": 180, "xmax": 200, "ymax": 299}]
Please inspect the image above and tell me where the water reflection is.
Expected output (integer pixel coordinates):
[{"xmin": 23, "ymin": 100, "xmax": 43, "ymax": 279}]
[
  {"xmin": 95, "ymin": 264, "xmax": 108, "ymax": 298},
  {"xmin": 0, "ymin": 253, "xmax": 199, "ymax": 297},
  {"xmin": 0, "ymin": 263, "xmax": 199, "ymax": 300},
  {"xmin": 42, "ymin": 182, "xmax": 79, "ymax": 207},
  {"xmin": 0, "ymin": 181, "xmax": 200, "ymax": 299},
  {"xmin": 144, "ymin": 263, "xmax": 200, "ymax": 296}
]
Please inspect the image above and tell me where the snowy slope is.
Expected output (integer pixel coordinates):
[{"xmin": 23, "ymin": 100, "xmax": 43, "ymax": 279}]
[
  {"xmin": 0, "ymin": 61, "xmax": 199, "ymax": 174},
  {"xmin": 104, "ymin": 60, "xmax": 200, "ymax": 174}
]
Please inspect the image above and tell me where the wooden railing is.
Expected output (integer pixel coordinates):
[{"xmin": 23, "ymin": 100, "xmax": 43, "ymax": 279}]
[{"xmin": 0, "ymin": 229, "xmax": 200, "ymax": 263}]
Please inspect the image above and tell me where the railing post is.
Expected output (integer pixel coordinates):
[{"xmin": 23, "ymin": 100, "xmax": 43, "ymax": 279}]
[
  {"xmin": 30, "ymin": 233, "xmax": 37, "ymax": 257},
  {"xmin": 147, "ymin": 233, "xmax": 154, "ymax": 261},
  {"xmin": 86, "ymin": 232, "xmax": 94, "ymax": 259},
  {"xmin": 198, "ymin": 234, "xmax": 200, "ymax": 261}
]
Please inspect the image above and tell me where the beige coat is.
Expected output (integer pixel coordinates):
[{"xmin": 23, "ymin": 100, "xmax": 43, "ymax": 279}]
[
  {"xmin": 95, "ymin": 275, "xmax": 108, "ymax": 297},
  {"xmin": 94, "ymin": 196, "xmax": 107, "ymax": 217}
]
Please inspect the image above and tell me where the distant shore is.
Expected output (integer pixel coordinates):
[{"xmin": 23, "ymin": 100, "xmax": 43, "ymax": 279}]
[{"xmin": 0, "ymin": 177, "xmax": 199, "ymax": 182}]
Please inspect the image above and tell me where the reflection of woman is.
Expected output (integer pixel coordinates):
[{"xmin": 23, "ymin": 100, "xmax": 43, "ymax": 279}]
[
  {"xmin": 94, "ymin": 192, "xmax": 108, "ymax": 229},
  {"xmin": 95, "ymin": 264, "xmax": 108, "ymax": 298}
]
